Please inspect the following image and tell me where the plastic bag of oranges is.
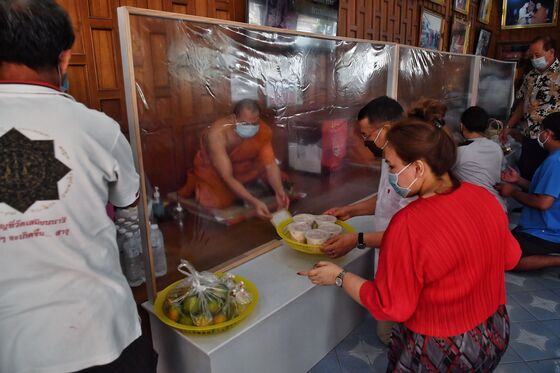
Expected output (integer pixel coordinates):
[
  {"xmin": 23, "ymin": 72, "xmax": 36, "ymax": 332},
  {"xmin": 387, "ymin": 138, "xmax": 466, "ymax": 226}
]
[{"xmin": 163, "ymin": 260, "xmax": 253, "ymax": 327}]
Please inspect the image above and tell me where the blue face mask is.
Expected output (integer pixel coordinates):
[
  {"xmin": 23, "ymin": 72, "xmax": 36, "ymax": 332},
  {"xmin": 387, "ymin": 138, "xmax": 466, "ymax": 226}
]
[
  {"xmin": 388, "ymin": 163, "xmax": 417, "ymax": 198},
  {"xmin": 235, "ymin": 122, "xmax": 259, "ymax": 138},
  {"xmin": 60, "ymin": 73, "xmax": 69, "ymax": 92}
]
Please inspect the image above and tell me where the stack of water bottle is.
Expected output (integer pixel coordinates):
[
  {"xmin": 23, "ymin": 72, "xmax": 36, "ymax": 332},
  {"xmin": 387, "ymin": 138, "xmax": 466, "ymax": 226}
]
[{"xmin": 115, "ymin": 199, "xmax": 168, "ymax": 287}]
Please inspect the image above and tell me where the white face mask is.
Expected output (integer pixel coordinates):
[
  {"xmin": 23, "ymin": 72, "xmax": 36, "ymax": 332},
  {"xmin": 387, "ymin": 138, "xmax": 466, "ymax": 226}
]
[
  {"xmin": 537, "ymin": 130, "xmax": 550, "ymax": 148},
  {"xmin": 532, "ymin": 56, "xmax": 548, "ymax": 70}
]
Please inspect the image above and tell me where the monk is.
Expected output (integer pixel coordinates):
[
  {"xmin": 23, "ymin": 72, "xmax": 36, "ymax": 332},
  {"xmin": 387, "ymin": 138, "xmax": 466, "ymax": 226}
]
[
  {"xmin": 531, "ymin": 3, "xmax": 548, "ymax": 24},
  {"xmin": 178, "ymin": 99, "xmax": 289, "ymax": 219}
]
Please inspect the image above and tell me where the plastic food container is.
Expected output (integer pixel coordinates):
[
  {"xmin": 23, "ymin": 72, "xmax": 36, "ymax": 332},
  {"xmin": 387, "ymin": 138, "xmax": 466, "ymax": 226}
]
[
  {"xmin": 318, "ymin": 222, "xmax": 343, "ymax": 237},
  {"xmin": 287, "ymin": 222, "xmax": 311, "ymax": 243},
  {"xmin": 305, "ymin": 229, "xmax": 330, "ymax": 245},
  {"xmin": 276, "ymin": 218, "xmax": 355, "ymax": 254},
  {"xmin": 313, "ymin": 215, "xmax": 338, "ymax": 224},
  {"xmin": 292, "ymin": 213, "xmax": 315, "ymax": 225}
]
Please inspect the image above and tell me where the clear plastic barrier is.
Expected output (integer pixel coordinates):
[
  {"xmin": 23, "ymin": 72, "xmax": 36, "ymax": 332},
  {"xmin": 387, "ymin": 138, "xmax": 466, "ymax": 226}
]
[
  {"xmin": 477, "ymin": 58, "xmax": 516, "ymax": 121},
  {"xmin": 117, "ymin": 8, "xmax": 515, "ymax": 298},
  {"xmin": 398, "ymin": 47, "xmax": 474, "ymax": 130}
]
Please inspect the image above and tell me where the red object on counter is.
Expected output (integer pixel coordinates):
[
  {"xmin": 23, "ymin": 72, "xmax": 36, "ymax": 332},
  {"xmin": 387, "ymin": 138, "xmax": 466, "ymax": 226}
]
[{"xmin": 321, "ymin": 119, "xmax": 348, "ymax": 171}]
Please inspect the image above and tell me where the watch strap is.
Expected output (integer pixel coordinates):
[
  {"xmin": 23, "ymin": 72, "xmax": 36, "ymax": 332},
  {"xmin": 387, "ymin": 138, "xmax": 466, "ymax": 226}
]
[
  {"xmin": 336, "ymin": 270, "xmax": 347, "ymax": 287},
  {"xmin": 357, "ymin": 232, "xmax": 366, "ymax": 249}
]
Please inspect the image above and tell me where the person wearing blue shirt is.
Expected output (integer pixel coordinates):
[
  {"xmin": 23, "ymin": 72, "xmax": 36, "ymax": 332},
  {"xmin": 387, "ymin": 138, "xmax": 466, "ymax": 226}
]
[{"xmin": 496, "ymin": 112, "xmax": 560, "ymax": 271}]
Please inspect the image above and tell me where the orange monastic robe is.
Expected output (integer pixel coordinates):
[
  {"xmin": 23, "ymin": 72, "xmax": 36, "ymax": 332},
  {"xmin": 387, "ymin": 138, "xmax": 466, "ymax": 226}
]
[{"xmin": 178, "ymin": 121, "xmax": 275, "ymax": 209}]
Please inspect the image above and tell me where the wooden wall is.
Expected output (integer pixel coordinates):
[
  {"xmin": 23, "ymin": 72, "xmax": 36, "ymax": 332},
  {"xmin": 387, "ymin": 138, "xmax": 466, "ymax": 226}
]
[
  {"xmin": 58, "ymin": 0, "xmax": 535, "ymax": 132},
  {"xmin": 58, "ymin": 0, "xmax": 245, "ymax": 133}
]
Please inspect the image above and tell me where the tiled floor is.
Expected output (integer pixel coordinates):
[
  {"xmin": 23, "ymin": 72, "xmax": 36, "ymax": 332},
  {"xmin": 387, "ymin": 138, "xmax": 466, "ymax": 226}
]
[{"xmin": 309, "ymin": 268, "xmax": 560, "ymax": 373}]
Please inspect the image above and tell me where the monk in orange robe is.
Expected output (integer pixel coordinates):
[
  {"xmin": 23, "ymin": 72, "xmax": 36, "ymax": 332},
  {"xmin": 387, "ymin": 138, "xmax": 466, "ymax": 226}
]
[
  {"xmin": 178, "ymin": 99, "xmax": 289, "ymax": 219},
  {"xmin": 531, "ymin": 3, "xmax": 548, "ymax": 23}
]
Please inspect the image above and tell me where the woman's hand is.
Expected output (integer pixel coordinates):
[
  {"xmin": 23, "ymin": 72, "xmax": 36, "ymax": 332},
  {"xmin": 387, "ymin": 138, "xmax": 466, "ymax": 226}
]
[
  {"xmin": 297, "ymin": 261, "xmax": 342, "ymax": 286},
  {"xmin": 323, "ymin": 206, "xmax": 353, "ymax": 221},
  {"xmin": 321, "ymin": 233, "xmax": 357, "ymax": 258}
]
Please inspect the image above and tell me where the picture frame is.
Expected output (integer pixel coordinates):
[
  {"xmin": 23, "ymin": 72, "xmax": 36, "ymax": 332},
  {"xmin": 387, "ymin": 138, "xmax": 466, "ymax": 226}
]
[
  {"xmin": 429, "ymin": 0, "xmax": 446, "ymax": 5},
  {"xmin": 454, "ymin": 0, "xmax": 470, "ymax": 15},
  {"xmin": 449, "ymin": 17, "xmax": 470, "ymax": 54},
  {"xmin": 496, "ymin": 41, "xmax": 530, "ymax": 61},
  {"xmin": 478, "ymin": 0, "xmax": 492, "ymax": 24},
  {"xmin": 501, "ymin": 0, "xmax": 558, "ymax": 29},
  {"xmin": 474, "ymin": 29, "xmax": 492, "ymax": 56},
  {"xmin": 419, "ymin": 8, "xmax": 445, "ymax": 51}
]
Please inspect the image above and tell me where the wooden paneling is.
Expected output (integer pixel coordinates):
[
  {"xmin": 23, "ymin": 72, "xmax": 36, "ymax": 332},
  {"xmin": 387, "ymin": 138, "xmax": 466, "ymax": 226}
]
[
  {"xmin": 89, "ymin": 0, "xmax": 112, "ymax": 19},
  {"xmin": 338, "ymin": 0, "xmax": 506, "ymax": 58},
  {"xmin": 92, "ymin": 29, "xmax": 120, "ymax": 90},
  {"xmin": 57, "ymin": 0, "xmax": 527, "ymax": 142},
  {"xmin": 67, "ymin": 65, "xmax": 90, "ymax": 105}
]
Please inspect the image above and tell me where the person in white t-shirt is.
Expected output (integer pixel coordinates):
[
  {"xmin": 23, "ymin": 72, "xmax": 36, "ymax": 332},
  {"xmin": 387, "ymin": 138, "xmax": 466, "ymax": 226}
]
[
  {"xmin": 452, "ymin": 106, "xmax": 507, "ymax": 211},
  {"xmin": 0, "ymin": 1, "xmax": 157, "ymax": 372},
  {"xmin": 322, "ymin": 96, "xmax": 413, "ymax": 345}
]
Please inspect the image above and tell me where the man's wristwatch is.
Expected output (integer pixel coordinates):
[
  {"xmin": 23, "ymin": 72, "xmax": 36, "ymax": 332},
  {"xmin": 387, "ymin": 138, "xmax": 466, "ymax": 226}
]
[
  {"xmin": 335, "ymin": 270, "xmax": 347, "ymax": 287},
  {"xmin": 357, "ymin": 232, "xmax": 366, "ymax": 250}
]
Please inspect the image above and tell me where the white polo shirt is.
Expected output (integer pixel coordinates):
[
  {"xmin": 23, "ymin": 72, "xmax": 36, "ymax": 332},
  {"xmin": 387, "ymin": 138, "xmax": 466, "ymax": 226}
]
[
  {"xmin": 452, "ymin": 137, "xmax": 506, "ymax": 212},
  {"xmin": 0, "ymin": 82, "xmax": 141, "ymax": 373}
]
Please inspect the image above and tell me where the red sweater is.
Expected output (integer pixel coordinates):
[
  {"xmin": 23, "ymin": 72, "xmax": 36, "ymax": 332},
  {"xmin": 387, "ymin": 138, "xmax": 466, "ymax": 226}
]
[{"xmin": 359, "ymin": 182, "xmax": 521, "ymax": 337}]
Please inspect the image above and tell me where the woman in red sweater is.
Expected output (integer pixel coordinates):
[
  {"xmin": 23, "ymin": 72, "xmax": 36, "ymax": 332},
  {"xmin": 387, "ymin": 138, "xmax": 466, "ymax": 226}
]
[{"xmin": 299, "ymin": 119, "xmax": 521, "ymax": 371}]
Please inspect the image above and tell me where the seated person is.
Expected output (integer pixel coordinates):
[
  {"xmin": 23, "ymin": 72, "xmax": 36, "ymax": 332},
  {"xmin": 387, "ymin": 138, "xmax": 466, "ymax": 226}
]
[
  {"xmin": 452, "ymin": 106, "xmax": 506, "ymax": 211},
  {"xmin": 178, "ymin": 99, "xmax": 288, "ymax": 219},
  {"xmin": 496, "ymin": 112, "xmax": 560, "ymax": 270}
]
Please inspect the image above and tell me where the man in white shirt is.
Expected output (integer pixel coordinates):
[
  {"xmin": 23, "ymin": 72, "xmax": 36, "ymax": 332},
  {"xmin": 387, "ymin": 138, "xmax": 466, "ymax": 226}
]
[
  {"xmin": 322, "ymin": 96, "xmax": 413, "ymax": 345},
  {"xmin": 452, "ymin": 106, "xmax": 507, "ymax": 211},
  {"xmin": 0, "ymin": 1, "xmax": 156, "ymax": 372}
]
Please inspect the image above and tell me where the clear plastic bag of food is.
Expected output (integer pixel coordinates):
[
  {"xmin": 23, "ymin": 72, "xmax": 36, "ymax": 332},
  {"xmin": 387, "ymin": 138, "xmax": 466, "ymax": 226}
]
[{"xmin": 163, "ymin": 260, "xmax": 253, "ymax": 327}]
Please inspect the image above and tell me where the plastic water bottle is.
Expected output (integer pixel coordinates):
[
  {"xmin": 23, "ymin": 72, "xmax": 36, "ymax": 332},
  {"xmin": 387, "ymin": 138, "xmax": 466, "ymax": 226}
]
[
  {"xmin": 123, "ymin": 231, "xmax": 144, "ymax": 287},
  {"xmin": 150, "ymin": 224, "xmax": 167, "ymax": 277}
]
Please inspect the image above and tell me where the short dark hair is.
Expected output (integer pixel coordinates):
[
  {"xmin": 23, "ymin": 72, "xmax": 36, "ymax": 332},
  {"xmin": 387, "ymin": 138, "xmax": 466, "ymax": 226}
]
[
  {"xmin": 0, "ymin": 0, "xmax": 75, "ymax": 70},
  {"xmin": 233, "ymin": 99, "xmax": 261, "ymax": 116},
  {"xmin": 461, "ymin": 106, "xmax": 490, "ymax": 133},
  {"xmin": 542, "ymin": 112, "xmax": 560, "ymax": 140},
  {"xmin": 357, "ymin": 96, "xmax": 404, "ymax": 124},
  {"xmin": 531, "ymin": 35, "xmax": 556, "ymax": 54}
]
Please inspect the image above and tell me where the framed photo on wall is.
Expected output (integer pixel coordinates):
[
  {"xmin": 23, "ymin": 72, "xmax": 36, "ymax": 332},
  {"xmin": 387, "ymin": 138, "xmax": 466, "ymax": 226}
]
[
  {"xmin": 419, "ymin": 9, "xmax": 444, "ymax": 50},
  {"xmin": 454, "ymin": 0, "xmax": 470, "ymax": 15},
  {"xmin": 501, "ymin": 0, "xmax": 558, "ymax": 29},
  {"xmin": 478, "ymin": 0, "xmax": 492, "ymax": 24},
  {"xmin": 496, "ymin": 41, "xmax": 530, "ymax": 61},
  {"xmin": 474, "ymin": 29, "xmax": 492, "ymax": 56},
  {"xmin": 449, "ymin": 17, "xmax": 470, "ymax": 53}
]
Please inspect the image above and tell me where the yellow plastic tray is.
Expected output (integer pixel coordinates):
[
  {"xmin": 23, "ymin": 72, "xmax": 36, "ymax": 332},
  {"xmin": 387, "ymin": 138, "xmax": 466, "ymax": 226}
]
[
  {"xmin": 276, "ymin": 218, "xmax": 355, "ymax": 254},
  {"xmin": 154, "ymin": 274, "xmax": 258, "ymax": 335}
]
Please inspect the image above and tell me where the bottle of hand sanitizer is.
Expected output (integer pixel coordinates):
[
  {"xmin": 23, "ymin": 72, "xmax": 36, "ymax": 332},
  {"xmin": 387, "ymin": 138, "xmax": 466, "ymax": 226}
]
[{"xmin": 152, "ymin": 186, "xmax": 165, "ymax": 220}]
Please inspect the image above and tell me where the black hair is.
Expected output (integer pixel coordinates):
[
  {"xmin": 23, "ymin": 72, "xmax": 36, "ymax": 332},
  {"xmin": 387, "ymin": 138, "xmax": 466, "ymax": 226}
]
[
  {"xmin": 531, "ymin": 35, "xmax": 556, "ymax": 55},
  {"xmin": 357, "ymin": 96, "xmax": 404, "ymax": 124},
  {"xmin": 0, "ymin": 0, "xmax": 75, "ymax": 70},
  {"xmin": 542, "ymin": 112, "xmax": 560, "ymax": 140},
  {"xmin": 461, "ymin": 106, "xmax": 490, "ymax": 133},
  {"xmin": 233, "ymin": 99, "xmax": 261, "ymax": 116}
]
